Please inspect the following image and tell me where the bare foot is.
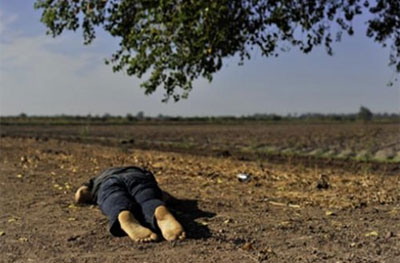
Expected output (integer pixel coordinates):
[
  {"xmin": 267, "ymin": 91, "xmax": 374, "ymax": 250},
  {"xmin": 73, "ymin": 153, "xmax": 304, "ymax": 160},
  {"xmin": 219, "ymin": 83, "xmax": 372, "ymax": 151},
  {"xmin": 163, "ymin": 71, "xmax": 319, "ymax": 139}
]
[
  {"xmin": 154, "ymin": 205, "xmax": 186, "ymax": 241},
  {"xmin": 74, "ymin": 186, "xmax": 93, "ymax": 204},
  {"xmin": 118, "ymin": 211, "xmax": 158, "ymax": 243}
]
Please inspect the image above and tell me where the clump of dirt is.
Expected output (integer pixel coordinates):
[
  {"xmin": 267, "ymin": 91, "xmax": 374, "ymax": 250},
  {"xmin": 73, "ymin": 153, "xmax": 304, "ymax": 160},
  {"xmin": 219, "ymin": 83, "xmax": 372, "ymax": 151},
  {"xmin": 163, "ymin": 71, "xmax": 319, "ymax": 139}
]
[{"xmin": 1, "ymin": 137, "xmax": 400, "ymax": 263}]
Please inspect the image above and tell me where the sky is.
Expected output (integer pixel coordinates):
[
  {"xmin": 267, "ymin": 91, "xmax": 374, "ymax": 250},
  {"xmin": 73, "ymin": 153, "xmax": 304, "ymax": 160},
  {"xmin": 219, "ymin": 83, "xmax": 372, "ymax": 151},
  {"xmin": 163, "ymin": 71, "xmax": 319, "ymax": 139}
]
[{"xmin": 0, "ymin": 0, "xmax": 399, "ymax": 117}]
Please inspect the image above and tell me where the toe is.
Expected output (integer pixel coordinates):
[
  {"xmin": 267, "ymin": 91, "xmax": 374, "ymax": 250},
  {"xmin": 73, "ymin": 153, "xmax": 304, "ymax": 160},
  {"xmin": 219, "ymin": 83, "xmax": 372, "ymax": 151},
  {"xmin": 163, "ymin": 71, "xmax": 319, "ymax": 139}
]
[{"xmin": 150, "ymin": 233, "xmax": 158, "ymax": 241}]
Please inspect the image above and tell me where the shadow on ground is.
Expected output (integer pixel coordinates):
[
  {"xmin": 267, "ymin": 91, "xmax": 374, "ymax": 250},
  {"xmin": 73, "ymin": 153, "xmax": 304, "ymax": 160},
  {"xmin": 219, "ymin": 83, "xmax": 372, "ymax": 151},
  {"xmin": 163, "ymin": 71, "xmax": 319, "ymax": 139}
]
[{"xmin": 168, "ymin": 198, "xmax": 216, "ymax": 240}]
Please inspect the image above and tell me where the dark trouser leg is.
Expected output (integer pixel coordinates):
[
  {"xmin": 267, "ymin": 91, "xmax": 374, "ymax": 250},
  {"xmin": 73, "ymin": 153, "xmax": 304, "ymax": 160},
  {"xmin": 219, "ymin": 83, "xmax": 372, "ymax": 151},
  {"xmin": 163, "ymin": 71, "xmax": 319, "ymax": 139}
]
[
  {"xmin": 97, "ymin": 177, "xmax": 137, "ymax": 236},
  {"xmin": 119, "ymin": 168, "xmax": 185, "ymax": 241},
  {"xmin": 120, "ymin": 169, "xmax": 165, "ymax": 231},
  {"xmin": 134, "ymin": 188, "xmax": 165, "ymax": 230}
]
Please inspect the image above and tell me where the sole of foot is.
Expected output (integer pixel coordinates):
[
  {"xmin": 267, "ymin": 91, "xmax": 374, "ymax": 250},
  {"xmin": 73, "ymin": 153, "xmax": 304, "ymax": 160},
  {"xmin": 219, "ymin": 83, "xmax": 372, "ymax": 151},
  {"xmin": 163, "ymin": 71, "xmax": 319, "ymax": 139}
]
[
  {"xmin": 154, "ymin": 205, "xmax": 186, "ymax": 241},
  {"xmin": 118, "ymin": 211, "xmax": 158, "ymax": 243}
]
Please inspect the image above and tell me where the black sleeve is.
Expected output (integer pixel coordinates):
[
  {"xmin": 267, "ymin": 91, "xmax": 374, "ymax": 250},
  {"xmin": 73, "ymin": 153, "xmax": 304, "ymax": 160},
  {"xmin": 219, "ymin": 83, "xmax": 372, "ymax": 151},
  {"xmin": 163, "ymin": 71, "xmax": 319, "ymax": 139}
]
[
  {"xmin": 82, "ymin": 177, "xmax": 95, "ymax": 191},
  {"xmin": 78, "ymin": 177, "xmax": 97, "ymax": 204}
]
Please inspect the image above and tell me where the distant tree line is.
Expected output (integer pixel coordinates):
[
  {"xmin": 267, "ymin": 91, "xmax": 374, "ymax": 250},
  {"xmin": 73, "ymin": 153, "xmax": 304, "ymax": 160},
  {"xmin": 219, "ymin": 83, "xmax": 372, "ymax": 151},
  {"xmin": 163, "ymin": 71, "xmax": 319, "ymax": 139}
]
[{"xmin": 1, "ymin": 107, "xmax": 398, "ymax": 125}]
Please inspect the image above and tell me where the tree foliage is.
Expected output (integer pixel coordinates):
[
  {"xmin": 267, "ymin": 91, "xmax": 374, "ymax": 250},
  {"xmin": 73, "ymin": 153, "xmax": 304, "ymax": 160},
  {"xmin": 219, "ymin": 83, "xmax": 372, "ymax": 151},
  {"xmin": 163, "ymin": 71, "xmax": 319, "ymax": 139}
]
[{"xmin": 34, "ymin": 0, "xmax": 400, "ymax": 101}]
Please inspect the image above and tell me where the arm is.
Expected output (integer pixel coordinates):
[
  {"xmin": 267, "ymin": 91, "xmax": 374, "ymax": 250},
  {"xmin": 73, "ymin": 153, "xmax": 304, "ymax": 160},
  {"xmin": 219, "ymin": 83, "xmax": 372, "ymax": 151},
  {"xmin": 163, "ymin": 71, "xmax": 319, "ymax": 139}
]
[
  {"xmin": 74, "ymin": 177, "xmax": 95, "ymax": 204},
  {"xmin": 74, "ymin": 185, "xmax": 93, "ymax": 204}
]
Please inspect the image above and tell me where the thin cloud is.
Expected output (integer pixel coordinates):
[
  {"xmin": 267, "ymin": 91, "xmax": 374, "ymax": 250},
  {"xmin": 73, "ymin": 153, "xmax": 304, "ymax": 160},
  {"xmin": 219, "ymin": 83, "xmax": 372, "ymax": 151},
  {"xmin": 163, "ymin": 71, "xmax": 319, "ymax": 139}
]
[
  {"xmin": 0, "ymin": 30, "xmax": 150, "ymax": 115},
  {"xmin": 0, "ymin": 9, "xmax": 18, "ymax": 37}
]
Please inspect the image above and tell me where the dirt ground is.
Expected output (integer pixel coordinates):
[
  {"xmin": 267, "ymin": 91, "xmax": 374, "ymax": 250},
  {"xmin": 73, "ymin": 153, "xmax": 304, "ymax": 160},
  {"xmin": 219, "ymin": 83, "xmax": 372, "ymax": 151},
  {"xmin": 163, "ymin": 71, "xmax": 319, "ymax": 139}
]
[
  {"xmin": 1, "ymin": 136, "xmax": 400, "ymax": 263},
  {"xmin": 2, "ymin": 123, "xmax": 399, "ymax": 164}
]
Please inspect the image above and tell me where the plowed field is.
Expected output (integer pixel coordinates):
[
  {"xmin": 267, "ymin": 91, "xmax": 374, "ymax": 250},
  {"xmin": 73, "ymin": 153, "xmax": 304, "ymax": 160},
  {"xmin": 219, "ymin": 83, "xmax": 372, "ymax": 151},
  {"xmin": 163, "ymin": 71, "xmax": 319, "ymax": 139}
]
[{"xmin": 1, "ymin": 123, "xmax": 400, "ymax": 262}]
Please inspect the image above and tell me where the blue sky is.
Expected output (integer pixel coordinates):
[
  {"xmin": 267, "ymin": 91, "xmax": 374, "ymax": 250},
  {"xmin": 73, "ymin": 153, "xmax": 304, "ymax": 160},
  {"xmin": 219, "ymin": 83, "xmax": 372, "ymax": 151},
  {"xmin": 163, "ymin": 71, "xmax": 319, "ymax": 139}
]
[{"xmin": 0, "ymin": 0, "xmax": 399, "ymax": 116}]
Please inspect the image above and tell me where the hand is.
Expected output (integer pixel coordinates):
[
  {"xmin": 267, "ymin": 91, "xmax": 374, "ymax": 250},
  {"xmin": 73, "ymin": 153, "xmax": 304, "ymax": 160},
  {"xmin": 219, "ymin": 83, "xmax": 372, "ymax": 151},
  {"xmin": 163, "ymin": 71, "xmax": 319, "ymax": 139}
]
[{"xmin": 74, "ymin": 186, "xmax": 93, "ymax": 204}]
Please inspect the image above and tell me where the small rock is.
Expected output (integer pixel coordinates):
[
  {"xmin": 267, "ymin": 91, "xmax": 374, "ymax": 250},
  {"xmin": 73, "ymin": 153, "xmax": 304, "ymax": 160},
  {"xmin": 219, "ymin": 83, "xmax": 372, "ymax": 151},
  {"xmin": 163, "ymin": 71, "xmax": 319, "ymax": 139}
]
[
  {"xmin": 325, "ymin": 210, "xmax": 336, "ymax": 216},
  {"xmin": 242, "ymin": 242, "xmax": 253, "ymax": 251},
  {"xmin": 224, "ymin": 218, "xmax": 232, "ymax": 224},
  {"xmin": 18, "ymin": 237, "xmax": 28, "ymax": 242},
  {"xmin": 316, "ymin": 174, "xmax": 329, "ymax": 190},
  {"xmin": 385, "ymin": 231, "xmax": 394, "ymax": 239},
  {"xmin": 67, "ymin": 235, "xmax": 80, "ymax": 242},
  {"xmin": 365, "ymin": 231, "xmax": 378, "ymax": 237}
]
